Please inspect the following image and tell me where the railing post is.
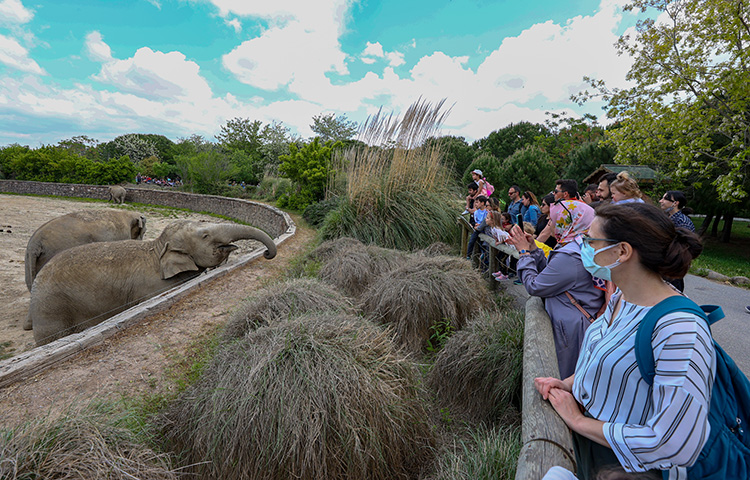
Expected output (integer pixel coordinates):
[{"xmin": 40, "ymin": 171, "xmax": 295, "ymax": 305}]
[{"xmin": 516, "ymin": 297, "xmax": 576, "ymax": 479}]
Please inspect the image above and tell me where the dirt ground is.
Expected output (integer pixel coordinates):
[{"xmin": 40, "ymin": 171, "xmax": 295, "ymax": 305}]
[{"xmin": 0, "ymin": 194, "xmax": 314, "ymax": 428}]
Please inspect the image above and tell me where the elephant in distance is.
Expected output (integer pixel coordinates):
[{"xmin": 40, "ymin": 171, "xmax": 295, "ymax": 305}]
[
  {"xmin": 29, "ymin": 220, "xmax": 277, "ymax": 346},
  {"xmin": 108, "ymin": 185, "xmax": 127, "ymax": 204}
]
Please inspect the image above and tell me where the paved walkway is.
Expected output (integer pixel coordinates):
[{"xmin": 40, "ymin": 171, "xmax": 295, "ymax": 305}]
[{"xmin": 684, "ymin": 274, "xmax": 750, "ymax": 375}]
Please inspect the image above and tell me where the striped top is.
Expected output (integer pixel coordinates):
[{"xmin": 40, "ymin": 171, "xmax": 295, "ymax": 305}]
[{"xmin": 572, "ymin": 293, "xmax": 716, "ymax": 480}]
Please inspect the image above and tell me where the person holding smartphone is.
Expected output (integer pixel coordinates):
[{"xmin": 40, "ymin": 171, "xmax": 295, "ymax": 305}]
[{"xmin": 506, "ymin": 198, "xmax": 603, "ymax": 378}]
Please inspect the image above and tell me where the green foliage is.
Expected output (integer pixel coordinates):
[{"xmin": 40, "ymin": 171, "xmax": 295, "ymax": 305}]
[
  {"xmin": 174, "ymin": 150, "xmax": 236, "ymax": 195},
  {"xmin": 0, "ymin": 145, "xmax": 134, "ymax": 184},
  {"xmin": 463, "ymin": 152, "xmax": 501, "ymax": 188},
  {"xmin": 278, "ymin": 138, "xmax": 341, "ymax": 210},
  {"xmin": 310, "ymin": 112, "xmax": 358, "ymax": 142},
  {"xmin": 690, "ymin": 219, "xmax": 750, "ymax": 281},
  {"xmin": 561, "ymin": 141, "xmax": 616, "ymax": 187},
  {"xmin": 302, "ymin": 196, "xmax": 341, "ymax": 227},
  {"xmin": 426, "ymin": 136, "xmax": 478, "ymax": 180},
  {"xmin": 496, "ymin": 145, "xmax": 557, "ymax": 201},
  {"xmin": 426, "ymin": 318, "xmax": 455, "ymax": 354},
  {"xmin": 253, "ymin": 176, "xmax": 292, "ymax": 201},
  {"xmin": 432, "ymin": 425, "xmax": 521, "ymax": 480},
  {"xmin": 322, "ymin": 190, "xmax": 458, "ymax": 250},
  {"xmin": 473, "ymin": 122, "xmax": 550, "ymax": 161},
  {"xmin": 575, "ymin": 0, "xmax": 750, "ymax": 205},
  {"xmin": 538, "ymin": 112, "xmax": 607, "ymax": 173}
]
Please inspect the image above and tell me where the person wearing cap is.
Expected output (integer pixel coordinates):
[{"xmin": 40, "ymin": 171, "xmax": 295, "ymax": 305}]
[{"xmin": 471, "ymin": 169, "xmax": 489, "ymax": 197}]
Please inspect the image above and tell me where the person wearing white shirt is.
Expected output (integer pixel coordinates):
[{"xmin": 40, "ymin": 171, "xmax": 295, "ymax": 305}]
[{"xmin": 536, "ymin": 203, "xmax": 712, "ymax": 480}]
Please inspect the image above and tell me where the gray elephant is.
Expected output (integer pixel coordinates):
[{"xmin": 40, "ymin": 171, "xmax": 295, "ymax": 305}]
[
  {"xmin": 24, "ymin": 209, "xmax": 147, "ymax": 293},
  {"xmin": 108, "ymin": 185, "xmax": 127, "ymax": 204},
  {"xmin": 29, "ymin": 220, "xmax": 277, "ymax": 346}
]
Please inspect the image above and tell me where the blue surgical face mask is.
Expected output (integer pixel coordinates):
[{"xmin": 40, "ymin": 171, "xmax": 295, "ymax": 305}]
[{"xmin": 580, "ymin": 242, "xmax": 621, "ymax": 281}]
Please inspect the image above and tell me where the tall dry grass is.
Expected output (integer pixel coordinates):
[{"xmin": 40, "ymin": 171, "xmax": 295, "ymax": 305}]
[
  {"xmin": 317, "ymin": 244, "xmax": 410, "ymax": 297},
  {"xmin": 160, "ymin": 312, "xmax": 436, "ymax": 480},
  {"xmin": 359, "ymin": 255, "xmax": 489, "ymax": 352},
  {"xmin": 429, "ymin": 310, "xmax": 524, "ymax": 423},
  {"xmin": 0, "ymin": 402, "xmax": 178, "ymax": 480},
  {"xmin": 221, "ymin": 277, "xmax": 355, "ymax": 340},
  {"xmin": 321, "ymin": 98, "xmax": 460, "ymax": 250}
]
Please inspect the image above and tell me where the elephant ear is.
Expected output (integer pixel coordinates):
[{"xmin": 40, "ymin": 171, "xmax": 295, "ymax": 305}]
[{"xmin": 159, "ymin": 242, "xmax": 199, "ymax": 279}]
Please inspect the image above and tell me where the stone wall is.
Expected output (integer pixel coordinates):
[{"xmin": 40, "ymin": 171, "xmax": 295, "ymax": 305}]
[{"xmin": 0, "ymin": 180, "xmax": 289, "ymax": 238}]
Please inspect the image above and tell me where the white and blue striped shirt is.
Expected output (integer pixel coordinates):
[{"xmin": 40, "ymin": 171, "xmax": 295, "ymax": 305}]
[{"xmin": 572, "ymin": 294, "xmax": 716, "ymax": 480}]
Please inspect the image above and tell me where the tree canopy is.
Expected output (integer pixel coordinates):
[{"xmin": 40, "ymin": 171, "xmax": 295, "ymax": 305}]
[
  {"xmin": 310, "ymin": 113, "xmax": 358, "ymax": 142},
  {"xmin": 575, "ymin": 0, "xmax": 750, "ymax": 206}
]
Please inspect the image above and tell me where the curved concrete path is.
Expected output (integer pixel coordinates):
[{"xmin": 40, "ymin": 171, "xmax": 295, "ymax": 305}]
[{"xmin": 684, "ymin": 274, "xmax": 750, "ymax": 375}]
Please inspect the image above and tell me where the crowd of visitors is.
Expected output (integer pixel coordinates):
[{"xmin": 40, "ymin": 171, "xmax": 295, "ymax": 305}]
[{"xmin": 460, "ymin": 170, "xmax": 721, "ymax": 478}]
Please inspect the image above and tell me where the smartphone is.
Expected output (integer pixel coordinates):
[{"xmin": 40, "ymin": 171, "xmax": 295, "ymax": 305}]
[{"xmin": 516, "ymin": 213, "xmax": 524, "ymax": 226}]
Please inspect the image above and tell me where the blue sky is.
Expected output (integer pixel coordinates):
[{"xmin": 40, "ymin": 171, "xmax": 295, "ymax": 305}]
[{"xmin": 0, "ymin": 0, "xmax": 640, "ymax": 147}]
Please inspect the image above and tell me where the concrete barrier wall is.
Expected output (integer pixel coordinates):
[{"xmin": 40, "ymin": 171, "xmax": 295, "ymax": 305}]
[{"xmin": 0, "ymin": 180, "xmax": 288, "ymax": 238}]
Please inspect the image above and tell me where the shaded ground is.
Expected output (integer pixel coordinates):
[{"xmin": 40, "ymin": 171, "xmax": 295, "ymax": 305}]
[{"xmin": 0, "ymin": 194, "xmax": 314, "ymax": 428}]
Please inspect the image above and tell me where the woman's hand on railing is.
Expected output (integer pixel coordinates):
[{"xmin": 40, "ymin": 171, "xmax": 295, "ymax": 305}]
[{"xmin": 534, "ymin": 376, "xmax": 571, "ymax": 400}]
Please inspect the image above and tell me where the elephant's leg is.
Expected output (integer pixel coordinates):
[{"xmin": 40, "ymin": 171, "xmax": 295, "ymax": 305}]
[{"xmin": 23, "ymin": 315, "xmax": 32, "ymax": 330}]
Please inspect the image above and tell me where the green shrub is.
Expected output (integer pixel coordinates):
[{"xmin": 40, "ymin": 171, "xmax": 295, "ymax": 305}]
[
  {"xmin": 302, "ymin": 196, "xmax": 341, "ymax": 227},
  {"xmin": 495, "ymin": 145, "xmax": 557, "ymax": 201},
  {"xmin": 429, "ymin": 310, "xmax": 524, "ymax": 423},
  {"xmin": 431, "ymin": 424, "xmax": 521, "ymax": 480},
  {"xmin": 160, "ymin": 313, "xmax": 436, "ymax": 480},
  {"xmin": 254, "ymin": 176, "xmax": 292, "ymax": 201}
]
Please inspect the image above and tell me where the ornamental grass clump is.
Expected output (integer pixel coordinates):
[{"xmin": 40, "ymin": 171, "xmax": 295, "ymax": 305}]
[
  {"xmin": 160, "ymin": 312, "xmax": 436, "ymax": 480},
  {"xmin": 360, "ymin": 255, "xmax": 488, "ymax": 352},
  {"xmin": 317, "ymin": 244, "xmax": 409, "ymax": 297},
  {"xmin": 0, "ymin": 402, "xmax": 178, "ymax": 480},
  {"xmin": 321, "ymin": 98, "xmax": 459, "ymax": 250},
  {"xmin": 310, "ymin": 236, "xmax": 365, "ymax": 262},
  {"xmin": 221, "ymin": 277, "xmax": 355, "ymax": 341},
  {"xmin": 429, "ymin": 310, "xmax": 524, "ymax": 423},
  {"xmin": 430, "ymin": 424, "xmax": 521, "ymax": 480}
]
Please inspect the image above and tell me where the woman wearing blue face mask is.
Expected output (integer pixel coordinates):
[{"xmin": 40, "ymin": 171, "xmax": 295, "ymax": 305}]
[{"xmin": 536, "ymin": 203, "xmax": 710, "ymax": 480}]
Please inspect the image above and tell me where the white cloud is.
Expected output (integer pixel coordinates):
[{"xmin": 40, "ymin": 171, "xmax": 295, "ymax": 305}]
[
  {"xmin": 361, "ymin": 41, "xmax": 406, "ymax": 67},
  {"xmin": 0, "ymin": 33, "xmax": 44, "ymax": 74},
  {"xmin": 92, "ymin": 46, "xmax": 213, "ymax": 101},
  {"xmin": 223, "ymin": 19, "xmax": 347, "ymax": 91},
  {"xmin": 145, "ymin": 0, "xmax": 162, "ymax": 9},
  {"xmin": 85, "ymin": 31, "xmax": 113, "ymax": 62},
  {"xmin": 362, "ymin": 41, "xmax": 384, "ymax": 58},
  {"xmin": 226, "ymin": 18, "xmax": 242, "ymax": 33},
  {"xmin": 0, "ymin": 0, "xmax": 33, "ymax": 25}
]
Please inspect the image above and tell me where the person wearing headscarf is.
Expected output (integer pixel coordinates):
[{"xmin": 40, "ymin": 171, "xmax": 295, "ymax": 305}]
[{"xmin": 507, "ymin": 198, "xmax": 604, "ymax": 377}]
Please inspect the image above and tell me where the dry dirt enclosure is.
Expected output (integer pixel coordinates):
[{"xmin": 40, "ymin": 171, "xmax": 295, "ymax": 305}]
[
  {"xmin": 0, "ymin": 194, "xmax": 311, "ymax": 427},
  {"xmin": 0, "ymin": 194, "xmax": 266, "ymax": 357}
]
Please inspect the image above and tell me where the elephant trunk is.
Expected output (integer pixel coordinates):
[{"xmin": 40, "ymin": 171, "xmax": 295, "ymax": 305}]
[{"xmin": 213, "ymin": 224, "xmax": 277, "ymax": 259}]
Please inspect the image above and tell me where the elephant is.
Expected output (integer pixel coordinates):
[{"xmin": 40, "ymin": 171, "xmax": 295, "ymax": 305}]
[
  {"xmin": 24, "ymin": 209, "xmax": 147, "ymax": 293},
  {"xmin": 108, "ymin": 185, "xmax": 127, "ymax": 204},
  {"xmin": 28, "ymin": 220, "xmax": 277, "ymax": 346}
]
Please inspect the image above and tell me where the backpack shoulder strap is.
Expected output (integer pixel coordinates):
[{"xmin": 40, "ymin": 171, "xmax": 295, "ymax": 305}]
[{"xmin": 635, "ymin": 296, "xmax": 710, "ymax": 386}]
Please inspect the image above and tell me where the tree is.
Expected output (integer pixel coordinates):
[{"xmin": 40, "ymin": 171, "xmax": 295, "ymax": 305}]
[
  {"xmin": 259, "ymin": 121, "xmax": 295, "ymax": 175},
  {"xmin": 216, "ymin": 117, "xmax": 263, "ymax": 154},
  {"xmin": 561, "ymin": 141, "xmax": 617, "ymax": 187},
  {"xmin": 424, "ymin": 135, "xmax": 478, "ymax": 180},
  {"xmin": 574, "ymin": 0, "xmax": 750, "ymax": 235},
  {"xmin": 310, "ymin": 113, "xmax": 358, "ymax": 142},
  {"xmin": 473, "ymin": 122, "xmax": 551, "ymax": 161},
  {"xmin": 175, "ymin": 150, "xmax": 237, "ymax": 195},
  {"xmin": 56, "ymin": 135, "xmax": 100, "ymax": 161},
  {"xmin": 106, "ymin": 134, "xmax": 159, "ymax": 163},
  {"xmin": 463, "ymin": 152, "xmax": 502, "ymax": 189},
  {"xmin": 537, "ymin": 112, "xmax": 606, "ymax": 173},
  {"xmin": 495, "ymin": 146, "xmax": 558, "ymax": 203},
  {"xmin": 278, "ymin": 138, "xmax": 342, "ymax": 210}
]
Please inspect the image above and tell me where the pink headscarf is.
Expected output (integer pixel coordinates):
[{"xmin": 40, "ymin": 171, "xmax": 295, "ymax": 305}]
[{"xmin": 549, "ymin": 199, "xmax": 595, "ymax": 245}]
